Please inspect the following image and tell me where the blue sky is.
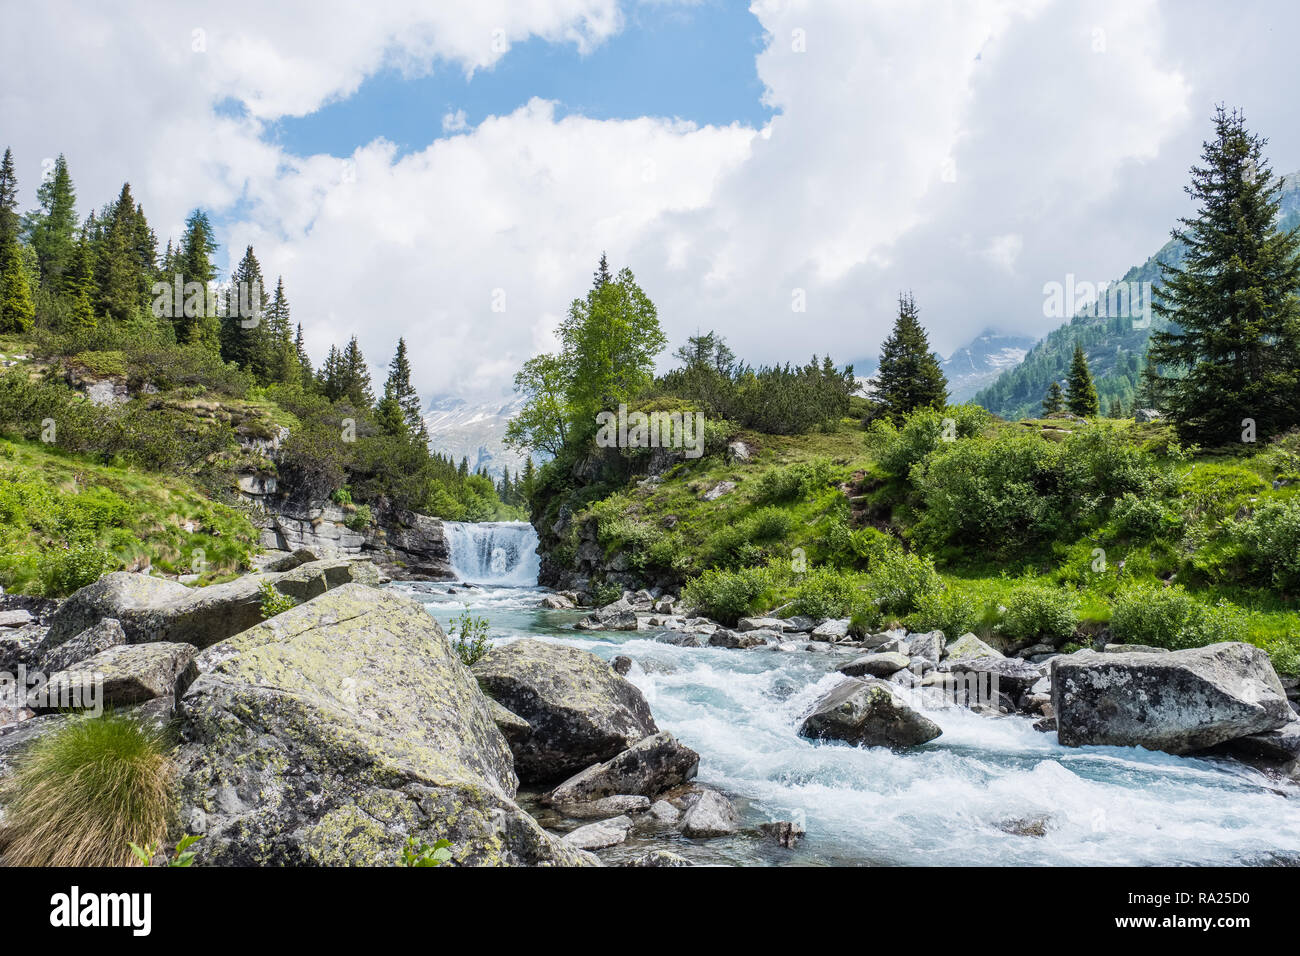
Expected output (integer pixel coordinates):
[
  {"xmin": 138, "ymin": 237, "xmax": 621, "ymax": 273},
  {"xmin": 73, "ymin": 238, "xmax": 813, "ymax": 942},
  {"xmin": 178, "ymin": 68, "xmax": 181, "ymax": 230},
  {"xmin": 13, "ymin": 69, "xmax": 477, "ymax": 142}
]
[{"xmin": 270, "ymin": 1, "xmax": 773, "ymax": 160}]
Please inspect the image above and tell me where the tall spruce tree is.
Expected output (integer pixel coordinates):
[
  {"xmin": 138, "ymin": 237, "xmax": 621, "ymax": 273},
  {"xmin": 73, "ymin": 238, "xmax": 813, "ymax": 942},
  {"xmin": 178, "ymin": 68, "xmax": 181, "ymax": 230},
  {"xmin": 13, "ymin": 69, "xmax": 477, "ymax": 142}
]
[
  {"xmin": 28, "ymin": 154, "xmax": 78, "ymax": 293},
  {"xmin": 1066, "ymin": 342, "xmax": 1099, "ymax": 416},
  {"xmin": 177, "ymin": 209, "xmax": 219, "ymax": 347},
  {"xmin": 222, "ymin": 245, "xmax": 267, "ymax": 370},
  {"xmin": 261, "ymin": 276, "xmax": 295, "ymax": 384},
  {"xmin": 339, "ymin": 336, "xmax": 374, "ymax": 407},
  {"xmin": 1145, "ymin": 106, "xmax": 1300, "ymax": 444},
  {"xmin": 294, "ymin": 323, "xmax": 313, "ymax": 387},
  {"xmin": 383, "ymin": 337, "xmax": 427, "ymax": 441},
  {"xmin": 1042, "ymin": 381, "xmax": 1065, "ymax": 415},
  {"xmin": 0, "ymin": 151, "xmax": 34, "ymax": 333},
  {"xmin": 870, "ymin": 292, "xmax": 947, "ymax": 423}
]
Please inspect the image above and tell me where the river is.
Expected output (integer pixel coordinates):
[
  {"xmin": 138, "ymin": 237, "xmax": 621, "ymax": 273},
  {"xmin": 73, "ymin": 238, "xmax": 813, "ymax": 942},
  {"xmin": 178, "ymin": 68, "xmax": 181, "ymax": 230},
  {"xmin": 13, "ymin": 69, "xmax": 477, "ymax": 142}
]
[{"xmin": 393, "ymin": 521, "xmax": 1300, "ymax": 866}]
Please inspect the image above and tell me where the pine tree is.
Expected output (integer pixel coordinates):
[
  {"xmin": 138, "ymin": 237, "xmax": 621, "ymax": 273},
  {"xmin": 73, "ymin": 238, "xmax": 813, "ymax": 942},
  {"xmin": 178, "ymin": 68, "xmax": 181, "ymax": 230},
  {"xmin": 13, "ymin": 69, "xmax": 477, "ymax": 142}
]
[
  {"xmin": 65, "ymin": 227, "xmax": 97, "ymax": 332},
  {"xmin": 294, "ymin": 323, "xmax": 313, "ymax": 387},
  {"xmin": 1066, "ymin": 343, "xmax": 1099, "ymax": 417},
  {"xmin": 382, "ymin": 337, "xmax": 427, "ymax": 441},
  {"xmin": 28, "ymin": 154, "xmax": 78, "ymax": 293},
  {"xmin": 339, "ymin": 336, "xmax": 373, "ymax": 407},
  {"xmin": 520, "ymin": 457, "xmax": 536, "ymax": 503},
  {"xmin": 0, "ymin": 151, "xmax": 33, "ymax": 333},
  {"xmin": 1145, "ymin": 106, "xmax": 1300, "ymax": 444},
  {"xmin": 1108, "ymin": 396, "xmax": 1124, "ymax": 419},
  {"xmin": 261, "ymin": 277, "xmax": 295, "ymax": 384},
  {"xmin": 222, "ymin": 245, "xmax": 267, "ymax": 370},
  {"xmin": 1042, "ymin": 381, "xmax": 1064, "ymax": 415},
  {"xmin": 176, "ymin": 209, "xmax": 219, "ymax": 347},
  {"xmin": 593, "ymin": 251, "xmax": 611, "ymax": 288},
  {"xmin": 870, "ymin": 292, "xmax": 948, "ymax": 423}
]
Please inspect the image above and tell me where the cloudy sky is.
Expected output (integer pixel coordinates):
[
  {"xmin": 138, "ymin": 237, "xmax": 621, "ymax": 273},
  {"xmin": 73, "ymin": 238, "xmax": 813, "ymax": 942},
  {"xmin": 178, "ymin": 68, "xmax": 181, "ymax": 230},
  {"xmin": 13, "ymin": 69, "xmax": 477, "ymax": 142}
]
[{"xmin": 3, "ymin": 0, "xmax": 1297, "ymax": 401}]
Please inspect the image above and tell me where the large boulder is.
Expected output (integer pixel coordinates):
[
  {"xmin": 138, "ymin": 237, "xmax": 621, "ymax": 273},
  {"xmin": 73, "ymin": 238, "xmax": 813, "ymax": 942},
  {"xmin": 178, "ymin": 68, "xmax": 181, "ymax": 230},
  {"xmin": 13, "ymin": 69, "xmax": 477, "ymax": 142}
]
[
  {"xmin": 41, "ymin": 563, "xmax": 382, "ymax": 653},
  {"xmin": 680, "ymin": 789, "xmax": 738, "ymax": 838},
  {"xmin": 546, "ymin": 731, "xmax": 699, "ymax": 806},
  {"xmin": 800, "ymin": 677, "xmax": 942, "ymax": 748},
  {"xmin": 175, "ymin": 585, "xmax": 592, "ymax": 866},
  {"xmin": 944, "ymin": 633, "xmax": 1003, "ymax": 662},
  {"xmin": 472, "ymin": 639, "xmax": 658, "ymax": 783},
  {"xmin": 839, "ymin": 651, "xmax": 911, "ymax": 678},
  {"xmin": 38, "ymin": 618, "xmax": 126, "ymax": 674},
  {"xmin": 32, "ymin": 642, "xmax": 198, "ymax": 713},
  {"xmin": 1052, "ymin": 643, "xmax": 1293, "ymax": 754},
  {"xmin": 937, "ymin": 656, "xmax": 1043, "ymax": 698}
]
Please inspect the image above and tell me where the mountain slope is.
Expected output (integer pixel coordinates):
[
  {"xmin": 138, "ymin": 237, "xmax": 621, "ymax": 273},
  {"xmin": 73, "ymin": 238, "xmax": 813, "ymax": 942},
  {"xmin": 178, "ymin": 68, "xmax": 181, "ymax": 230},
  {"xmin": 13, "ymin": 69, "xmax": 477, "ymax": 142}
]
[
  {"xmin": 975, "ymin": 172, "xmax": 1300, "ymax": 420},
  {"xmin": 423, "ymin": 393, "xmax": 531, "ymax": 477}
]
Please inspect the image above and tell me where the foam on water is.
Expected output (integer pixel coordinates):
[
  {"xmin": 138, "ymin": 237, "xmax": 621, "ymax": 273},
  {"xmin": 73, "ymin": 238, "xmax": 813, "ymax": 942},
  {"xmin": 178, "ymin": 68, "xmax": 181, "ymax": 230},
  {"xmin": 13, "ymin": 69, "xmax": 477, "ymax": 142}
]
[{"xmin": 394, "ymin": 582, "xmax": 1300, "ymax": 865}]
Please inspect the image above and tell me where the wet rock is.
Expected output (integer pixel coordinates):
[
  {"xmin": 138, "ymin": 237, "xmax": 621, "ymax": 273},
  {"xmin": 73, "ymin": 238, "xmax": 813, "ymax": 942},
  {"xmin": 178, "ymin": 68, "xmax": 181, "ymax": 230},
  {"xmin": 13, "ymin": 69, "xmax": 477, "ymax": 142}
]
[
  {"xmin": 839, "ymin": 651, "xmax": 911, "ymax": 678},
  {"xmin": 1053, "ymin": 643, "xmax": 1292, "ymax": 754},
  {"xmin": 680, "ymin": 789, "xmax": 738, "ymax": 838},
  {"xmin": 709, "ymin": 628, "xmax": 775, "ymax": 649},
  {"xmin": 540, "ymin": 594, "xmax": 575, "ymax": 610},
  {"xmin": 648, "ymin": 799, "xmax": 681, "ymax": 824},
  {"xmin": 563, "ymin": 815, "xmax": 633, "ymax": 850},
  {"xmin": 757, "ymin": 820, "xmax": 805, "ymax": 848},
  {"xmin": 38, "ymin": 618, "xmax": 127, "ymax": 674},
  {"xmin": 556, "ymin": 795, "xmax": 651, "ymax": 819},
  {"xmin": 626, "ymin": 849, "xmax": 692, "ymax": 867},
  {"xmin": 610, "ymin": 655, "xmax": 633, "ymax": 676},
  {"xmin": 546, "ymin": 731, "xmax": 699, "ymax": 804},
  {"xmin": 937, "ymin": 656, "xmax": 1044, "ymax": 698},
  {"xmin": 782, "ymin": 616, "xmax": 817, "ymax": 633},
  {"xmin": 800, "ymin": 677, "xmax": 942, "ymax": 748},
  {"xmin": 998, "ymin": 815, "xmax": 1050, "ymax": 837},
  {"xmin": 656, "ymin": 631, "xmax": 704, "ymax": 648},
  {"xmin": 176, "ymin": 585, "xmax": 592, "ymax": 866},
  {"xmin": 472, "ymin": 638, "xmax": 658, "ymax": 783}
]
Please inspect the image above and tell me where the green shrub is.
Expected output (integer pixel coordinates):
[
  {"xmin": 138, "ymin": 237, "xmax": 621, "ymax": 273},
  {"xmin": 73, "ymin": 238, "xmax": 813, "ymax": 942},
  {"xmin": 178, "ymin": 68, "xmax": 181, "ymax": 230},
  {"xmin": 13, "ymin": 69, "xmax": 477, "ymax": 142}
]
[
  {"xmin": 41, "ymin": 543, "xmax": 116, "ymax": 596},
  {"xmin": 259, "ymin": 579, "xmax": 299, "ymax": 619},
  {"xmin": 1060, "ymin": 423, "xmax": 1170, "ymax": 500},
  {"xmin": 0, "ymin": 714, "xmax": 173, "ymax": 866},
  {"xmin": 1111, "ymin": 492, "xmax": 1181, "ymax": 539},
  {"xmin": 905, "ymin": 586, "xmax": 979, "ymax": 638},
  {"xmin": 400, "ymin": 836, "xmax": 453, "ymax": 867},
  {"xmin": 681, "ymin": 566, "xmax": 773, "ymax": 625},
  {"xmin": 450, "ymin": 609, "xmax": 491, "ymax": 666},
  {"xmin": 868, "ymin": 404, "xmax": 991, "ymax": 480},
  {"xmin": 747, "ymin": 506, "xmax": 794, "ymax": 541},
  {"xmin": 999, "ymin": 583, "xmax": 1079, "ymax": 644},
  {"xmin": 865, "ymin": 546, "xmax": 942, "ymax": 616},
  {"xmin": 787, "ymin": 566, "xmax": 865, "ymax": 619},
  {"xmin": 1110, "ymin": 584, "xmax": 1248, "ymax": 650},
  {"xmin": 344, "ymin": 503, "xmax": 373, "ymax": 532},
  {"xmin": 754, "ymin": 459, "xmax": 833, "ymax": 504},
  {"xmin": 1234, "ymin": 499, "xmax": 1300, "ymax": 590}
]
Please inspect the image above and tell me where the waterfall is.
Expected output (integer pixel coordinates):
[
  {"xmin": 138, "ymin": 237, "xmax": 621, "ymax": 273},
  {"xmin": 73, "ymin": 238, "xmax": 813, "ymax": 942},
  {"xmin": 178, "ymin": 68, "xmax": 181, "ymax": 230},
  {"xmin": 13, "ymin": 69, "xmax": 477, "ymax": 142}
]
[{"xmin": 443, "ymin": 521, "xmax": 541, "ymax": 586}]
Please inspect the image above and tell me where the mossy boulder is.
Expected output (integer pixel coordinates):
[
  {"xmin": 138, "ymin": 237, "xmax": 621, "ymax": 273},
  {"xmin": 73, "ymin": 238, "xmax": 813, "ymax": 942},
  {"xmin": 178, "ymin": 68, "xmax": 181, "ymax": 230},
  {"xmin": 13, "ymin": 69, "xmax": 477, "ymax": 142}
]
[
  {"xmin": 32, "ymin": 641, "xmax": 197, "ymax": 713},
  {"xmin": 174, "ymin": 584, "xmax": 594, "ymax": 866},
  {"xmin": 472, "ymin": 638, "xmax": 658, "ymax": 783}
]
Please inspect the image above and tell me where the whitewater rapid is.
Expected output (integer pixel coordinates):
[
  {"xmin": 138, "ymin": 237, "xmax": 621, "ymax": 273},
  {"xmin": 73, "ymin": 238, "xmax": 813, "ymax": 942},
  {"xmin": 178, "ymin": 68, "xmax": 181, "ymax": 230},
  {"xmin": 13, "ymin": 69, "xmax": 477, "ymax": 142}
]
[{"xmin": 396, "ymin": 581, "xmax": 1300, "ymax": 866}]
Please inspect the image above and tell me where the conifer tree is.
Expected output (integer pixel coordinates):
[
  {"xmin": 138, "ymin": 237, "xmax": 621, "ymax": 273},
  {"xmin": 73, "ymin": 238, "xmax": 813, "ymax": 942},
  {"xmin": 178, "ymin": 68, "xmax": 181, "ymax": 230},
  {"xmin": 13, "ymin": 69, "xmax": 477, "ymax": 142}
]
[
  {"xmin": 222, "ymin": 245, "xmax": 267, "ymax": 370},
  {"xmin": 294, "ymin": 323, "xmax": 313, "ymax": 387},
  {"xmin": 0, "ymin": 151, "xmax": 33, "ymax": 332},
  {"xmin": 1108, "ymin": 396, "xmax": 1124, "ymax": 419},
  {"xmin": 1042, "ymin": 381, "xmax": 1064, "ymax": 415},
  {"xmin": 177, "ymin": 209, "xmax": 219, "ymax": 347},
  {"xmin": 870, "ymin": 292, "xmax": 948, "ymax": 423},
  {"xmin": 65, "ymin": 228, "xmax": 97, "ymax": 332},
  {"xmin": 339, "ymin": 336, "xmax": 374, "ymax": 407},
  {"xmin": 28, "ymin": 154, "xmax": 78, "ymax": 293},
  {"xmin": 593, "ymin": 251, "xmax": 611, "ymax": 288},
  {"xmin": 261, "ymin": 277, "xmax": 295, "ymax": 384},
  {"xmin": 0, "ymin": 148, "xmax": 19, "ymax": 247},
  {"xmin": 1145, "ymin": 106, "xmax": 1300, "ymax": 444},
  {"xmin": 1066, "ymin": 343, "xmax": 1099, "ymax": 417},
  {"xmin": 382, "ymin": 337, "xmax": 428, "ymax": 442}
]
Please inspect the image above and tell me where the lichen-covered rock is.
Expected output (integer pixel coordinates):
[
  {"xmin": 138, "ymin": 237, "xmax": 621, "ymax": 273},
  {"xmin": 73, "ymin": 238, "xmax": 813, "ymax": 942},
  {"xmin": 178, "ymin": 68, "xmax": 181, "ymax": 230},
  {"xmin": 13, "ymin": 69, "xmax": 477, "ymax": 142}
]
[
  {"xmin": 563, "ymin": 815, "xmax": 632, "ymax": 850},
  {"xmin": 32, "ymin": 642, "xmax": 198, "ymax": 713},
  {"xmin": 811, "ymin": 619, "xmax": 851, "ymax": 642},
  {"xmin": 907, "ymin": 631, "xmax": 945, "ymax": 663},
  {"xmin": 626, "ymin": 848, "xmax": 692, "ymax": 866},
  {"xmin": 38, "ymin": 618, "xmax": 127, "ymax": 674},
  {"xmin": 42, "ymin": 572, "xmax": 191, "ymax": 647},
  {"xmin": 1052, "ymin": 642, "xmax": 1293, "ymax": 754},
  {"xmin": 0, "ymin": 624, "xmax": 44, "ymax": 673},
  {"xmin": 175, "ymin": 585, "xmax": 593, "ymax": 866},
  {"xmin": 546, "ymin": 731, "xmax": 699, "ymax": 805},
  {"xmin": 472, "ymin": 638, "xmax": 658, "ymax": 783},
  {"xmin": 42, "ymin": 563, "xmax": 382, "ymax": 653},
  {"xmin": 486, "ymin": 699, "xmax": 531, "ymax": 745},
  {"xmin": 944, "ymin": 633, "xmax": 1004, "ymax": 662},
  {"xmin": 800, "ymin": 677, "xmax": 942, "ymax": 748}
]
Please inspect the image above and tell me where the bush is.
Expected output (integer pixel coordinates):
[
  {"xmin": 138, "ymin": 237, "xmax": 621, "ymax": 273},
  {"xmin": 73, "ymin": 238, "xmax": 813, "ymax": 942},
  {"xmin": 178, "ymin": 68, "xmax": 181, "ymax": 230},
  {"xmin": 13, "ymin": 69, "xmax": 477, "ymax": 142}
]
[
  {"xmin": 344, "ymin": 503, "xmax": 373, "ymax": 532},
  {"xmin": 1111, "ymin": 492, "xmax": 1181, "ymax": 539},
  {"xmin": 754, "ymin": 459, "xmax": 833, "ymax": 504},
  {"xmin": 787, "ymin": 566, "xmax": 866, "ymax": 619},
  {"xmin": 865, "ymin": 546, "xmax": 942, "ymax": 616},
  {"xmin": 1060, "ymin": 423, "xmax": 1170, "ymax": 500},
  {"xmin": 1235, "ymin": 499, "xmax": 1300, "ymax": 591},
  {"xmin": 1110, "ymin": 584, "xmax": 1248, "ymax": 650},
  {"xmin": 905, "ymin": 586, "xmax": 979, "ymax": 638},
  {"xmin": 869, "ymin": 404, "xmax": 991, "ymax": 480},
  {"xmin": 681, "ymin": 566, "xmax": 773, "ymax": 625},
  {"xmin": 0, "ymin": 714, "xmax": 173, "ymax": 866},
  {"xmin": 41, "ymin": 543, "xmax": 116, "ymax": 596},
  {"xmin": 450, "ymin": 609, "xmax": 491, "ymax": 666},
  {"xmin": 259, "ymin": 579, "xmax": 299, "ymax": 619},
  {"xmin": 912, "ymin": 433, "xmax": 1066, "ymax": 552},
  {"xmin": 999, "ymin": 583, "xmax": 1079, "ymax": 644}
]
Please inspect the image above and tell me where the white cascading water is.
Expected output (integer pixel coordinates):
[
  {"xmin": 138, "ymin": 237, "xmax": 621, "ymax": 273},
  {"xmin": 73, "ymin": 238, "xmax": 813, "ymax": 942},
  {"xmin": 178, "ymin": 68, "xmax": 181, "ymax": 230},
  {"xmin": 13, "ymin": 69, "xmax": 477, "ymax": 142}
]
[{"xmin": 443, "ymin": 520, "xmax": 541, "ymax": 586}]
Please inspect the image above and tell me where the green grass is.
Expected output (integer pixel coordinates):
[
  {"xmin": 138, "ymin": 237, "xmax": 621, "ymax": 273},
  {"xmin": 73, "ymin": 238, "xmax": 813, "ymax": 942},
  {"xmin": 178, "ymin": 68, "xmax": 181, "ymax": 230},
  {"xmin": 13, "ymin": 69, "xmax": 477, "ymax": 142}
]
[
  {"xmin": 0, "ymin": 437, "xmax": 259, "ymax": 596},
  {"xmin": 0, "ymin": 714, "xmax": 174, "ymax": 867}
]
